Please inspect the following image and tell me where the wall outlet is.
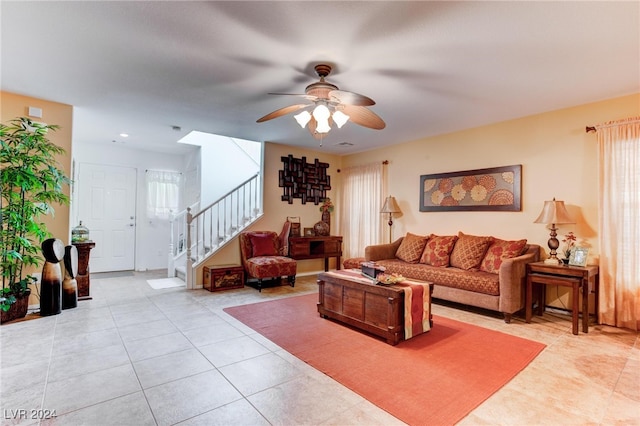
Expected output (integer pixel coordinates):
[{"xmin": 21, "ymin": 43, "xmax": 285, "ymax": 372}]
[{"xmin": 31, "ymin": 272, "xmax": 42, "ymax": 284}]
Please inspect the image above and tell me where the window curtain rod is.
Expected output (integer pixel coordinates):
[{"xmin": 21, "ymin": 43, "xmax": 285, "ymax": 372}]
[
  {"xmin": 337, "ymin": 160, "xmax": 387, "ymax": 173},
  {"xmin": 586, "ymin": 117, "xmax": 640, "ymax": 133}
]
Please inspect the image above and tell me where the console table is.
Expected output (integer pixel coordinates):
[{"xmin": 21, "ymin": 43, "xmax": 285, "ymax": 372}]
[
  {"xmin": 525, "ymin": 261, "xmax": 599, "ymax": 335},
  {"xmin": 289, "ymin": 236, "xmax": 342, "ymax": 271}
]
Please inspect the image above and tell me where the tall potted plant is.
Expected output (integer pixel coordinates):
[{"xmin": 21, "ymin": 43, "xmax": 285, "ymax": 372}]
[{"xmin": 1, "ymin": 117, "xmax": 70, "ymax": 323}]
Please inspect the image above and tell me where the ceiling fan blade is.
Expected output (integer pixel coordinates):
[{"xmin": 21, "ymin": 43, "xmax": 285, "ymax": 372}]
[
  {"xmin": 269, "ymin": 93, "xmax": 318, "ymax": 102},
  {"xmin": 256, "ymin": 104, "xmax": 309, "ymax": 123},
  {"xmin": 329, "ymin": 90, "xmax": 375, "ymax": 106},
  {"xmin": 341, "ymin": 105, "xmax": 386, "ymax": 130}
]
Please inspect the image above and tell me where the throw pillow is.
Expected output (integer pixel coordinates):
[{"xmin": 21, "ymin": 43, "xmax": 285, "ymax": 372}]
[
  {"xmin": 449, "ymin": 232, "xmax": 494, "ymax": 271},
  {"xmin": 249, "ymin": 233, "xmax": 278, "ymax": 257},
  {"xmin": 480, "ymin": 238, "xmax": 528, "ymax": 274},
  {"xmin": 419, "ymin": 234, "xmax": 458, "ymax": 267},
  {"xmin": 395, "ymin": 233, "xmax": 429, "ymax": 263}
]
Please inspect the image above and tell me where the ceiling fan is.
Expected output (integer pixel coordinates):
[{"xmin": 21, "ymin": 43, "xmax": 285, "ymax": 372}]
[{"xmin": 257, "ymin": 64, "xmax": 385, "ymax": 140}]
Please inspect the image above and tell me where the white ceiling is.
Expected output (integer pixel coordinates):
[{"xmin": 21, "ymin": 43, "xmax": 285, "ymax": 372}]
[{"xmin": 2, "ymin": 1, "xmax": 638, "ymax": 155}]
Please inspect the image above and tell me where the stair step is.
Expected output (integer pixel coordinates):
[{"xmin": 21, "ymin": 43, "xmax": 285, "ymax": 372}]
[{"xmin": 175, "ymin": 266, "xmax": 186, "ymax": 280}]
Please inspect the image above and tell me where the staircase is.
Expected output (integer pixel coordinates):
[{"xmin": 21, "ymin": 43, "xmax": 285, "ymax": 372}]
[{"xmin": 169, "ymin": 172, "xmax": 262, "ymax": 288}]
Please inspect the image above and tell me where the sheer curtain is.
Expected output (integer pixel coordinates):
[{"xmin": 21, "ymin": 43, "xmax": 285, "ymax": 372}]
[
  {"xmin": 596, "ymin": 117, "xmax": 640, "ymax": 330},
  {"xmin": 339, "ymin": 162, "xmax": 385, "ymax": 259},
  {"xmin": 146, "ymin": 170, "xmax": 182, "ymax": 220}
]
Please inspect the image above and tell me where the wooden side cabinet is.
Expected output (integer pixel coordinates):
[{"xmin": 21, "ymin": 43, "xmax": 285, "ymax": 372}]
[{"xmin": 289, "ymin": 236, "xmax": 342, "ymax": 271}]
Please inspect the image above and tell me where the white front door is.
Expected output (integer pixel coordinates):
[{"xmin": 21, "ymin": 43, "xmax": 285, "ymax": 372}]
[{"xmin": 78, "ymin": 163, "xmax": 137, "ymax": 272}]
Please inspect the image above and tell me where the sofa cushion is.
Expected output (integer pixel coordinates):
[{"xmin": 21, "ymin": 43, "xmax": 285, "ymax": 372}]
[
  {"xmin": 395, "ymin": 232, "xmax": 429, "ymax": 263},
  {"xmin": 245, "ymin": 256, "xmax": 297, "ymax": 278},
  {"xmin": 480, "ymin": 238, "xmax": 528, "ymax": 273},
  {"xmin": 249, "ymin": 233, "xmax": 278, "ymax": 257},
  {"xmin": 419, "ymin": 234, "xmax": 458, "ymax": 267},
  {"xmin": 376, "ymin": 259, "xmax": 500, "ymax": 296},
  {"xmin": 450, "ymin": 232, "xmax": 493, "ymax": 271}
]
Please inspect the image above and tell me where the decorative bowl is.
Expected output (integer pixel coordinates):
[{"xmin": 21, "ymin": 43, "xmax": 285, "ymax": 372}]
[{"xmin": 376, "ymin": 273, "xmax": 405, "ymax": 285}]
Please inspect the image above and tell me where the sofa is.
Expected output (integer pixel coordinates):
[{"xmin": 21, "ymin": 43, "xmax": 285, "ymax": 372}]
[{"xmin": 364, "ymin": 232, "xmax": 540, "ymax": 323}]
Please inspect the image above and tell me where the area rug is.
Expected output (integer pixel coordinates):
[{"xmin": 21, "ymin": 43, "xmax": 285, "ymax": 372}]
[
  {"xmin": 146, "ymin": 277, "xmax": 185, "ymax": 289},
  {"xmin": 224, "ymin": 293, "xmax": 545, "ymax": 426}
]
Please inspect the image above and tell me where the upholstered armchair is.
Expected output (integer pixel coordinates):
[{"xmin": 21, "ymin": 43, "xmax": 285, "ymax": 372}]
[{"xmin": 239, "ymin": 231, "xmax": 297, "ymax": 292}]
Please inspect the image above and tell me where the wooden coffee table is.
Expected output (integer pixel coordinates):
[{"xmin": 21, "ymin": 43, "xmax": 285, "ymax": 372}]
[{"xmin": 317, "ymin": 270, "xmax": 433, "ymax": 345}]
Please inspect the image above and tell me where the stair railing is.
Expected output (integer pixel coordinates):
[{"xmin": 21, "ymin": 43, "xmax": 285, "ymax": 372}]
[{"xmin": 184, "ymin": 172, "xmax": 261, "ymax": 288}]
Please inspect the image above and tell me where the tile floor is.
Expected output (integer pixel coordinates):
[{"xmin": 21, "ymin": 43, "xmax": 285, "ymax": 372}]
[{"xmin": 1, "ymin": 270, "xmax": 638, "ymax": 426}]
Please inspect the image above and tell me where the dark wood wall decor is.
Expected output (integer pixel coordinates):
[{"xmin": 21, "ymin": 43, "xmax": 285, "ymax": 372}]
[
  {"xmin": 279, "ymin": 155, "xmax": 331, "ymax": 204},
  {"xmin": 420, "ymin": 165, "xmax": 522, "ymax": 212}
]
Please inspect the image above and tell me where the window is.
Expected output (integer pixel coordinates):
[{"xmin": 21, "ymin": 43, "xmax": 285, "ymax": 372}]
[{"xmin": 146, "ymin": 170, "xmax": 181, "ymax": 220}]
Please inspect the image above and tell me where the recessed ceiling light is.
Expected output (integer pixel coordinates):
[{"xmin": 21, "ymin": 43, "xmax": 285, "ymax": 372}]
[
  {"xmin": 120, "ymin": 133, "xmax": 129, "ymax": 138},
  {"xmin": 336, "ymin": 142, "xmax": 354, "ymax": 146}
]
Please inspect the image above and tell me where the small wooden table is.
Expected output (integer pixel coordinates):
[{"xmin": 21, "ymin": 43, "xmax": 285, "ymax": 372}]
[
  {"xmin": 525, "ymin": 261, "xmax": 599, "ymax": 335},
  {"xmin": 317, "ymin": 270, "xmax": 433, "ymax": 345}
]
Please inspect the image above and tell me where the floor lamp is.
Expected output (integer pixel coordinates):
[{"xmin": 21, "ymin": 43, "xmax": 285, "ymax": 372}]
[
  {"xmin": 533, "ymin": 198, "xmax": 575, "ymax": 264},
  {"xmin": 380, "ymin": 196, "xmax": 401, "ymax": 243}
]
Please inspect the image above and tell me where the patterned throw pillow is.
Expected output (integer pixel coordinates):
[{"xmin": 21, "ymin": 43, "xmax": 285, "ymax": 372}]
[
  {"xmin": 480, "ymin": 238, "xmax": 528, "ymax": 274},
  {"xmin": 450, "ymin": 232, "xmax": 494, "ymax": 271},
  {"xmin": 250, "ymin": 233, "xmax": 278, "ymax": 257},
  {"xmin": 395, "ymin": 233, "xmax": 429, "ymax": 263},
  {"xmin": 419, "ymin": 234, "xmax": 458, "ymax": 267}
]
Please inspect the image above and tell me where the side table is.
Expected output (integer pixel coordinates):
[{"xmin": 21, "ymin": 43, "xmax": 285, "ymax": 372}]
[
  {"xmin": 72, "ymin": 241, "xmax": 96, "ymax": 300},
  {"xmin": 525, "ymin": 261, "xmax": 599, "ymax": 335}
]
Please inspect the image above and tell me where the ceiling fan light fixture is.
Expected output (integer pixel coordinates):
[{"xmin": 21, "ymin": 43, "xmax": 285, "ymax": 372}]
[
  {"xmin": 294, "ymin": 110, "xmax": 311, "ymax": 128},
  {"xmin": 312, "ymin": 104, "xmax": 331, "ymax": 133},
  {"xmin": 315, "ymin": 118, "xmax": 331, "ymax": 134},
  {"xmin": 257, "ymin": 63, "xmax": 385, "ymax": 140},
  {"xmin": 312, "ymin": 104, "xmax": 330, "ymax": 121},
  {"xmin": 332, "ymin": 110, "xmax": 349, "ymax": 128}
]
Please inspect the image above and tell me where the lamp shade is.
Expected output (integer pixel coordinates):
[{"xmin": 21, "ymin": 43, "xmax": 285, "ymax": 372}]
[
  {"xmin": 533, "ymin": 199, "xmax": 574, "ymax": 225},
  {"xmin": 294, "ymin": 111, "xmax": 311, "ymax": 128},
  {"xmin": 332, "ymin": 110, "xmax": 350, "ymax": 128},
  {"xmin": 380, "ymin": 196, "xmax": 401, "ymax": 214}
]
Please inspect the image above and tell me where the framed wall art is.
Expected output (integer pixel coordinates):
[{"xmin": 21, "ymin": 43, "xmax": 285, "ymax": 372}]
[
  {"xmin": 279, "ymin": 155, "xmax": 331, "ymax": 205},
  {"xmin": 420, "ymin": 165, "xmax": 522, "ymax": 212}
]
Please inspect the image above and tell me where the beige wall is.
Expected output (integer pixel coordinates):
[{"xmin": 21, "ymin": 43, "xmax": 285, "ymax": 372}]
[{"xmin": 1, "ymin": 91, "xmax": 73, "ymax": 304}]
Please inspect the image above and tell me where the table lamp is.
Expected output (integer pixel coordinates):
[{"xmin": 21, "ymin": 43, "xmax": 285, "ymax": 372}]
[
  {"xmin": 380, "ymin": 196, "xmax": 401, "ymax": 243},
  {"xmin": 533, "ymin": 198, "xmax": 575, "ymax": 264}
]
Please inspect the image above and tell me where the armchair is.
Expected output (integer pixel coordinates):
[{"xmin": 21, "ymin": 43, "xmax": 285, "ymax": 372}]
[{"xmin": 239, "ymin": 231, "xmax": 297, "ymax": 292}]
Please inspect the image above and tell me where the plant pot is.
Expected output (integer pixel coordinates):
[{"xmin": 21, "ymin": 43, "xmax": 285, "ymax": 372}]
[
  {"xmin": 561, "ymin": 258, "xmax": 570, "ymax": 266},
  {"xmin": 0, "ymin": 291, "xmax": 30, "ymax": 324}
]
